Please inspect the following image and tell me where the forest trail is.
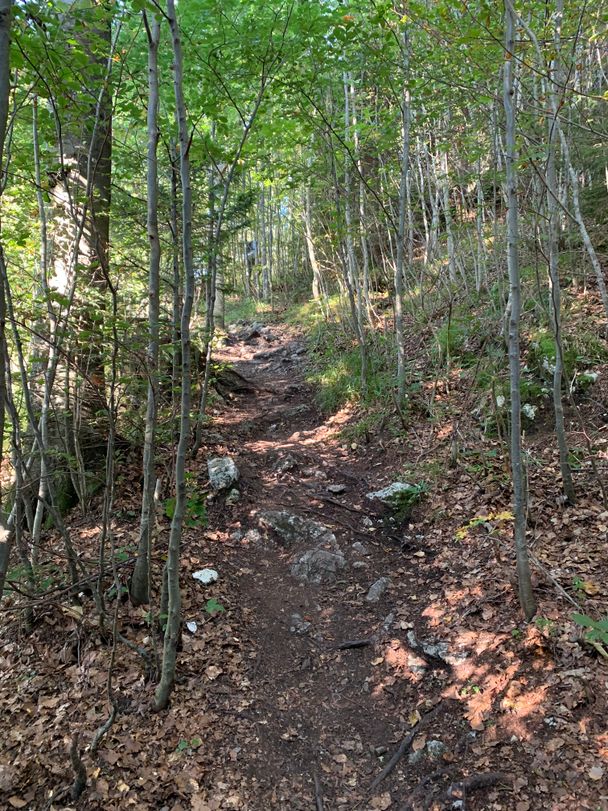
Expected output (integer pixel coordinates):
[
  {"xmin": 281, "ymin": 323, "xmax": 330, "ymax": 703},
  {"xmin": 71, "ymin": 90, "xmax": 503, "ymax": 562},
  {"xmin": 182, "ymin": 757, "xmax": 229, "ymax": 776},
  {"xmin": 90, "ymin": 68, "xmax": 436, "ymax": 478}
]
[
  {"xmin": 178, "ymin": 320, "xmax": 532, "ymax": 810},
  {"xmin": 2, "ymin": 319, "xmax": 605, "ymax": 811}
]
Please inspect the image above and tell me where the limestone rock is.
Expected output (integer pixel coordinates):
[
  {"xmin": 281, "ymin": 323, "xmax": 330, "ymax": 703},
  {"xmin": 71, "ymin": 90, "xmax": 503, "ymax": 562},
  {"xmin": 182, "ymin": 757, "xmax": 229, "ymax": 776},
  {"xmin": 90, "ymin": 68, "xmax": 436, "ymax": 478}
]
[
  {"xmin": 290, "ymin": 547, "xmax": 346, "ymax": 585},
  {"xmin": 208, "ymin": 457, "xmax": 240, "ymax": 491},
  {"xmin": 366, "ymin": 481, "xmax": 420, "ymax": 507},
  {"xmin": 366, "ymin": 576, "xmax": 391, "ymax": 603},
  {"xmin": 259, "ymin": 510, "xmax": 336, "ymax": 548},
  {"xmin": 225, "ymin": 488, "xmax": 240, "ymax": 505}
]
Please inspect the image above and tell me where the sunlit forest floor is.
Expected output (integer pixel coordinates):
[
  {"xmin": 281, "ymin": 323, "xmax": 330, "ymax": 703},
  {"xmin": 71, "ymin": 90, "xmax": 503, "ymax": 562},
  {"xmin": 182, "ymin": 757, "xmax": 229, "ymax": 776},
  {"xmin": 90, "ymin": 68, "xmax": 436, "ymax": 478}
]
[{"xmin": 1, "ymin": 315, "xmax": 607, "ymax": 810}]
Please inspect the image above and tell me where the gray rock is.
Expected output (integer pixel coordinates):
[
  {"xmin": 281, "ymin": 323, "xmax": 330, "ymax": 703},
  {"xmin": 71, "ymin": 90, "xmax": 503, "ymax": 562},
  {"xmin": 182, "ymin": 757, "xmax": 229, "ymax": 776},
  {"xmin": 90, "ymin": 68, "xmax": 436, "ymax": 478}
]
[
  {"xmin": 291, "ymin": 547, "xmax": 346, "ymax": 585},
  {"xmin": 259, "ymin": 510, "xmax": 336, "ymax": 548},
  {"xmin": 289, "ymin": 613, "xmax": 312, "ymax": 635},
  {"xmin": 225, "ymin": 488, "xmax": 240, "ymax": 505},
  {"xmin": 352, "ymin": 560, "xmax": 368, "ymax": 570},
  {"xmin": 208, "ymin": 456, "xmax": 239, "ymax": 491},
  {"xmin": 351, "ymin": 541, "xmax": 369, "ymax": 556},
  {"xmin": 426, "ymin": 740, "xmax": 446, "ymax": 759},
  {"xmin": 361, "ymin": 516, "xmax": 374, "ymax": 528},
  {"xmin": 328, "ymin": 484, "xmax": 347, "ymax": 494},
  {"xmin": 243, "ymin": 528, "xmax": 262, "ymax": 544},
  {"xmin": 382, "ymin": 612, "xmax": 395, "ymax": 633},
  {"xmin": 406, "ymin": 630, "xmax": 468, "ymax": 666},
  {"xmin": 274, "ymin": 454, "xmax": 298, "ymax": 473},
  {"xmin": 366, "ymin": 481, "xmax": 420, "ymax": 507},
  {"xmin": 366, "ymin": 577, "xmax": 391, "ymax": 603}
]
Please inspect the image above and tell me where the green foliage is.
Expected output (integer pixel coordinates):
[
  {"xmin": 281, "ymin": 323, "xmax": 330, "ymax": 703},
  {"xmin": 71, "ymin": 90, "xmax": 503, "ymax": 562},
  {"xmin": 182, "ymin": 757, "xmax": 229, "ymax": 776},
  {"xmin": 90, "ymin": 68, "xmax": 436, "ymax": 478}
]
[
  {"xmin": 392, "ymin": 482, "xmax": 427, "ymax": 519},
  {"xmin": 205, "ymin": 598, "xmax": 225, "ymax": 615},
  {"xmin": 572, "ymin": 613, "xmax": 608, "ymax": 646},
  {"xmin": 164, "ymin": 473, "xmax": 208, "ymax": 528},
  {"xmin": 176, "ymin": 736, "xmax": 203, "ymax": 753}
]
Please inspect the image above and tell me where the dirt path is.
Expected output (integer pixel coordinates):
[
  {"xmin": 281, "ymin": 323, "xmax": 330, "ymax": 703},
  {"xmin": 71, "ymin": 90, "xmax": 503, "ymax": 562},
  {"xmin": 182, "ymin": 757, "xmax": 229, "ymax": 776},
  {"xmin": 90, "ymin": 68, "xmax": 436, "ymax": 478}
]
[
  {"xmin": 188, "ymin": 322, "xmax": 509, "ymax": 810},
  {"xmin": 1, "ymin": 321, "xmax": 605, "ymax": 810}
]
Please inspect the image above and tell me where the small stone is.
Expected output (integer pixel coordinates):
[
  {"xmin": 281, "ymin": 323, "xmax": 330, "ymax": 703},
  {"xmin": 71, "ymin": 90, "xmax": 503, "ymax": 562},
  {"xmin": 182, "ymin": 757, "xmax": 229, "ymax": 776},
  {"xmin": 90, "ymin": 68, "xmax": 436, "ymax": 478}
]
[
  {"xmin": 407, "ymin": 630, "xmax": 468, "ymax": 666},
  {"xmin": 362, "ymin": 516, "xmax": 374, "ymax": 528},
  {"xmin": 366, "ymin": 577, "xmax": 391, "ymax": 603},
  {"xmin": 327, "ymin": 484, "xmax": 347, "ymax": 494},
  {"xmin": 208, "ymin": 456, "xmax": 239, "ymax": 491},
  {"xmin": 382, "ymin": 612, "xmax": 395, "ymax": 633},
  {"xmin": 289, "ymin": 613, "xmax": 312, "ymax": 635},
  {"xmin": 352, "ymin": 561, "xmax": 368, "ymax": 569},
  {"xmin": 275, "ymin": 454, "xmax": 297, "ymax": 474},
  {"xmin": 243, "ymin": 528, "xmax": 262, "ymax": 544},
  {"xmin": 408, "ymin": 749, "xmax": 425, "ymax": 765},
  {"xmin": 374, "ymin": 746, "xmax": 388, "ymax": 757},
  {"xmin": 351, "ymin": 541, "xmax": 369, "ymax": 556},
  {"xmin": 225, "ymin": 488, "xmax": 240, "ymax": 505},
  {"xmin": 426, "ymin": 740, "xmax": 446, "ymax": 759},
  {"xmin": 193, "ymin": 568, "xmax": 219, "ymax": 585}
]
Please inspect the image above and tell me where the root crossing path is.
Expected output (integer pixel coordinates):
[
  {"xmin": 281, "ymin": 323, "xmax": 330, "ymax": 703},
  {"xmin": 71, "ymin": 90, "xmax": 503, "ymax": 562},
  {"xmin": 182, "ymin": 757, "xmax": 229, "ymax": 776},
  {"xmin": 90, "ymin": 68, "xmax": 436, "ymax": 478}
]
[{"xmin": 181, "ymin": 322, "xmax": 509, "ymax": 811}]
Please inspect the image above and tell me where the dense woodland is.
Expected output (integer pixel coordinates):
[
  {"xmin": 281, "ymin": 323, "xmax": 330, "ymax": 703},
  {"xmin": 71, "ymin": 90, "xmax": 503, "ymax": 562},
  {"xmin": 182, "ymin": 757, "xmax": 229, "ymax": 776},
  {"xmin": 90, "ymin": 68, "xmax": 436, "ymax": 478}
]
[{"xmin": 0, "ymin": 0, "xmax": 607, "ymax": 808}]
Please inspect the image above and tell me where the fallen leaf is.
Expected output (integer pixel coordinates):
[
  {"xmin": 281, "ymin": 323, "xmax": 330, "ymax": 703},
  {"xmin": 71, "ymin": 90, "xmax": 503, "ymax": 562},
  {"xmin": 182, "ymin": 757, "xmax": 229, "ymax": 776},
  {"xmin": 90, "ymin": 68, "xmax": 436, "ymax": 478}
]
[
  {"xmin": 7, "ymin": 798, "xmax": 27, "ymax": 809},
  {"xmin": 412, "ymin": 734, "xmax": 427, "ymax": 752},
  {"xmin": 205, "ymin": 665, "xmax": 223, "ymax": 680},
  {"xmin": 370, "ymin": 792, "xmax": 392, "ymax": 809}
]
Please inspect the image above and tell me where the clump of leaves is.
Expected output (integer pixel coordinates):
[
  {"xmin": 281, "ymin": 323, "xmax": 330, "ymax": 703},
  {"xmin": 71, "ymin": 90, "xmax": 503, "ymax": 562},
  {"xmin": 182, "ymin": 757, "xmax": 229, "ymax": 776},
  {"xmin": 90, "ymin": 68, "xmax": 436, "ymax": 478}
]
[
  {"xmin": 572, "ymin": 613, "xmax": 608, "ymax": 646},
  {"xmin": 176, "ymin": 736, "xmax": 203, "ymax": 754},
  {"xmin": 205, "ymin": 598, "xmax": 225, "ymax": 616}
]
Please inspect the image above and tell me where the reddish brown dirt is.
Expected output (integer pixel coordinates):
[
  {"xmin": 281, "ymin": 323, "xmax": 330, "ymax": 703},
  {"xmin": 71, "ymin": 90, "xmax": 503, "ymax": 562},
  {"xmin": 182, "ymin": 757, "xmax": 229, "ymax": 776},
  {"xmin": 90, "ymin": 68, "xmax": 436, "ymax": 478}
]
[{"xmin": 1, "ymin": 320, "xmax": 607, "ymax": 810}]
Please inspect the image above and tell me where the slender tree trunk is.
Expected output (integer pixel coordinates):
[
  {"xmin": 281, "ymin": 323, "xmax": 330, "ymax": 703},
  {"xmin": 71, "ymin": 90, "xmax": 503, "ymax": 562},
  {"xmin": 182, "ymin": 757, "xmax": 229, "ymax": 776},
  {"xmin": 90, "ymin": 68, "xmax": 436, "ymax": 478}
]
[
  {"xmin": 504, "ymin": 0, "xmax": 536, "ymax": 620},
  {"xmin": 132, "ymin": 14, "xmax": 161, "ymax": 607},
  {"xmin": 546, "ymin": 0, "xmax": 575, "ymax": 504},
  {"xmin": 0, "ymin": 0, "xmax": 13, "ymax": 596},
  {"xmin": 156, "ymin": 0, "xmax": 194, "ymax": 710},
  {"xmin": 342, "ymin": 73, "xmax": 368, "ymax": 394},
  {"xmin": 395, "ymin": 27, "xmax": 410, "ymax": 403}
]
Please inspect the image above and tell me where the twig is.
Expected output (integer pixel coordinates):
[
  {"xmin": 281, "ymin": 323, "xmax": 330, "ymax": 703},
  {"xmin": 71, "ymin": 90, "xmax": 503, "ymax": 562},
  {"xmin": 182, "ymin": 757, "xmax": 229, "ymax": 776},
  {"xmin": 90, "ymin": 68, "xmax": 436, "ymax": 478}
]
[
  {"xmin": 90, "ymin": 703, "xmax": 117, "ymax": 756},
  {"xmin": 337, "ymin": 638, "xmax": 373, "ymax": 650},
  {"xmin": 370, "ymin": 703, "xmax": 442, "ymax": 792},
  {"xmin": 70, "ymin": 732, "xmax": 87, "ymax": 801},
  {"xmin": 313, "ymin": 771, "xmax": 324, "ymax": 811}
]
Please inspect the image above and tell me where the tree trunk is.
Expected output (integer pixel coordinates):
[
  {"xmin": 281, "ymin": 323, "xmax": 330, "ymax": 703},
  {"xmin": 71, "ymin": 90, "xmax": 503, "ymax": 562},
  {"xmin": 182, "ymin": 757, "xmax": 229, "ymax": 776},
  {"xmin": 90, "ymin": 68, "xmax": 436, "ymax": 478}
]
[
  {"xmin": 504, "ymin": 0, "xmax": 536, "ymax": 620},
  {"xmin": 395, "ymin": 27, "xmax": 410, "ymax": 403},
  {"xmin": 0, "ymin": 0, "xmax": 12, "ymax": 597},
  {"xmin": 132, "ymin": 13, "xmax": 161, "ymax": 607},
  {"xmin": 546, "ymin": 0, "xmax": 575, "ymax": 505},
  {"xmin": 156, "ymin": 0, "xmax": 194, "ymax": 710}
]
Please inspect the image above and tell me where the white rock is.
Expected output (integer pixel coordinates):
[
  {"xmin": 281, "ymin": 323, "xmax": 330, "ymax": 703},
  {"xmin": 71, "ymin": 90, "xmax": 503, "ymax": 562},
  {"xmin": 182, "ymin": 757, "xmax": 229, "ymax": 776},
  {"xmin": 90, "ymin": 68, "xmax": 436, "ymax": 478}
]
[
  {"xmin": 208, "ymin": 457, "xmax": 240, "ymax": 491},
  {"xmin": 186, "ymin": 620, "xmax": 198, "ymax": 633},
  {"xmin": 193, "ymin": 568, "xmax": 219, "ymax": 585},
  {"xmin": 366, "ymin": 481, "xmax": 419, "ymax": 506}
]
